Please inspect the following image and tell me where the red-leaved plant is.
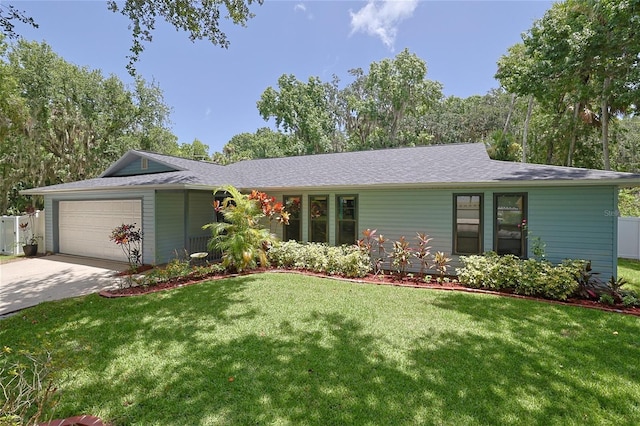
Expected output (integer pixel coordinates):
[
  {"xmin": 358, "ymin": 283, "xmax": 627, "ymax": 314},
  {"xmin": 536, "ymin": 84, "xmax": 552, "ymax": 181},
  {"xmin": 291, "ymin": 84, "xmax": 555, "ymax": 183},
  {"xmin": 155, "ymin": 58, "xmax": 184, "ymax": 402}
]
[{"xmin": 109, "ymin": 223, "xmax": 143, "ymax": 272}]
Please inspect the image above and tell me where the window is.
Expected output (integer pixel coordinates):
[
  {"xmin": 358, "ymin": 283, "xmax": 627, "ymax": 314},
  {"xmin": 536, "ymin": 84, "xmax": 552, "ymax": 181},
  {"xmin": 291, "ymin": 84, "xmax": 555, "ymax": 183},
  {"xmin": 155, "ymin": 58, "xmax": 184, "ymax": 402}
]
[
  {"xmin": 309, "ymin": 195, "xmax": 328, "ymax": 243},
  {"xmin": 336, "ymin": 195, "xmax": 357, "ymax": 245},
  {"xmin": 454, "ymin": 194, "xmax": 482, "ymax": 254},
  {"xmin": 283, "ymin": 195, "xmax": 301, "ymax": 241},
  {"xmin": 495, "ymin": 193, "xmax": 527, "ymax": 257},
  {"xmin": 141, "ymin": 158, "xmax": 148, "ymax": 170}
]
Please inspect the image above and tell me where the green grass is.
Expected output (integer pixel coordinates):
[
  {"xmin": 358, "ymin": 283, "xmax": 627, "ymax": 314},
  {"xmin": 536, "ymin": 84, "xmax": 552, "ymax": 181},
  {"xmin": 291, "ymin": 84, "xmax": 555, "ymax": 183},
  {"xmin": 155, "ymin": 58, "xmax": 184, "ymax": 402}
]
[
  {"xmin": 618, "ymin": 258, "xmax": 640, "ymax": 294},
  {"xmin": 2, "ymin": 273, "xmax": 640, "ymax": 425},
  {"xmin": 0, "ymin": 254, "xmax": 22, "ymax": 264}
]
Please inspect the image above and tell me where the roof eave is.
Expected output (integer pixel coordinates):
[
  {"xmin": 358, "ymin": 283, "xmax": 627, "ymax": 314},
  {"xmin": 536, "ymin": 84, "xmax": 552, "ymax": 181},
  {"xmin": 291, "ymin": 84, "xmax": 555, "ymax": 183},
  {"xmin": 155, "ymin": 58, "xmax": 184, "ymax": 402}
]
[
  {"xmin": 20, "ymin": 183, "xmax": 226, "ymax": 196},
  {"xmin": 247, "ymin": 178, "xmax": 640, "ymax": 192}
]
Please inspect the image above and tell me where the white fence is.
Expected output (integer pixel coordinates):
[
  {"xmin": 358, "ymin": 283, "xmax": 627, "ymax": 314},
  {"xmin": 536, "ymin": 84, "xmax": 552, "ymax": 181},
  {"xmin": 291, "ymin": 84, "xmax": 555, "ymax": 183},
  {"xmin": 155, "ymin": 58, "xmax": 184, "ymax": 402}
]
[
  {"xmin": 0, "ymin": 211, "xmax": 46, "ymax": 255},
  {"xmin": 618, "ymin": 217, "xmax": 640, "ymax": 260}
]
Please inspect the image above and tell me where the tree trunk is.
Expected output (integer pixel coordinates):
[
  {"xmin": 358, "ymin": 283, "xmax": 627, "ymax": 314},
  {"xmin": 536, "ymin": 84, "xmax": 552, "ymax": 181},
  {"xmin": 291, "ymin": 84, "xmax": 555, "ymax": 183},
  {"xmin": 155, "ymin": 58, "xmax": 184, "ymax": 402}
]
[
  {"xmin": 503, "ymin": 93, "xmax": 517, "ymax": 135},
  {"xmin": 522, "ymin": 96, "xmax": 534, "ymax": 163},
  {"xmin": 567, "ymin": 101, "xmax": 580, "ymax": 167},
  {"xmin": 602, "ymin": 77, "xmax": 611, "ymax": 170}
]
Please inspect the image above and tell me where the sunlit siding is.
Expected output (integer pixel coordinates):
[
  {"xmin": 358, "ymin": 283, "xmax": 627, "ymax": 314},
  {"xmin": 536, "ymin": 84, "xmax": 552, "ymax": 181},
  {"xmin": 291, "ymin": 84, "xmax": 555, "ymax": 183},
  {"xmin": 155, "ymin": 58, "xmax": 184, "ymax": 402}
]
[
  {"xmin": 44, "ymin": 190, "xmax": 156, "ymax": 263},
  {"xmin": 250, "ymin": 185, "xmax": 620, "ymax": 278},
  {"xmin": 528, "ymin": 186, "xmax": 617, "ymax": 278},
  {"xmin": 155, "ymin": 190, "xmax": 186, "ymax": 263}
]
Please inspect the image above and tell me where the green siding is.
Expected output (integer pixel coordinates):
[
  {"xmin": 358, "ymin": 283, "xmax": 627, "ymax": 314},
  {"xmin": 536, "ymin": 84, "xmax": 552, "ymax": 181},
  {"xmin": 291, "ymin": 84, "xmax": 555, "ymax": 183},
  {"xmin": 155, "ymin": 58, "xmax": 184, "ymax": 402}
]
[
  {"xmin": 528, "ymin": 186, "xmax": 617, "ymax": 278},
  {"xmin": 44, "ymin": 190, "xmax": 155, "ymax": 263},
  {"xmin": 110, "ymin": 158, "xmax": 176, "ymax": 177},
  {"xmin": 187, "ymin": 190, "xmax": 215, "ymax": 236},
  {"xmin": 268, "ymin": 185, "xmax": 618, "ymax": 278},
  {"xmin": 155, "ymin": 190, "xmax": 186, "ymax": 264}
]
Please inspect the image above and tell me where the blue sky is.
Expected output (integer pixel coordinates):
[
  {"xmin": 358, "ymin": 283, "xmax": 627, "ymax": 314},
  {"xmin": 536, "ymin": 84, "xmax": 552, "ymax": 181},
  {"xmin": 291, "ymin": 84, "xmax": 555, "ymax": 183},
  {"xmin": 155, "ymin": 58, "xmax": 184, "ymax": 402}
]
[{"xmin": 7, "ymin": 1, "xmax": 553, "ymax": 154}]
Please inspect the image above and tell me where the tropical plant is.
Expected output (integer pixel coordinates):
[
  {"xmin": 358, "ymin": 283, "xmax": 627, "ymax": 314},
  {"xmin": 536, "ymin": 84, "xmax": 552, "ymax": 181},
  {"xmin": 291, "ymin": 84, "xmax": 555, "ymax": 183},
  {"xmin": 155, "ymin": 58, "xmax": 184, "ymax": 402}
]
[
  {"xmin": 432, "ymin": 251, "xmax": 452, "ymax": 281},
  {"xmin": 389, "ymin": 236, "xmax": 412, "ymax": 278},
  {"xmin": 414, "ymin": 232, "xmax": 433, "ymax": 276},
  {"xmin": 109, "ymin": 223, "xmax": 143, "ymax": 272},
  {"xmin": 204, "ymin": 185, "xmax": 277, "ymax": 273}
]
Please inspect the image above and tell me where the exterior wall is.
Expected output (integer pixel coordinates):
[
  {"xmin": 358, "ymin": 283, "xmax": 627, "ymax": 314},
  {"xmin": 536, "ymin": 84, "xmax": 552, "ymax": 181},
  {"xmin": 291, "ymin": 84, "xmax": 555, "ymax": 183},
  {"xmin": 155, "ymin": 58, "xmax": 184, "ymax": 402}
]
[
  {"xmin": 268, "ymin": 185, "xmax": 619, "ymax": 278},
  {"xmin": 110, "ymin": 159, "xmax": 175, "ymax": 176},
  {"xmin": 186, "ymin": 190, "xmax": 216, "ymax": 254},
  {"xmin": 43, "ymin": 190, "xmax": 156, "ymax": 263},
  {"xmin": 155, "ymin": 190, "xmax": 186, "ymax": 264},
  {"xmin": 187, "ymin": 190, "xmax": 215, "ymax": 236},
  {"xmin": 528, "ymin": 186, "xmax": 617, "ymax": 279}
]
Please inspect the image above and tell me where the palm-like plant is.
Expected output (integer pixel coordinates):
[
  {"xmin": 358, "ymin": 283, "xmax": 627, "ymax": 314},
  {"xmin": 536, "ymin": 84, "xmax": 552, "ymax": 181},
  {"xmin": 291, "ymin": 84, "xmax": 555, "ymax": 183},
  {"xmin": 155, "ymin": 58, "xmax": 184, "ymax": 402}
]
[{"xmin": 203, "ymin": 185, "xmax": 275, "ymax": 272}]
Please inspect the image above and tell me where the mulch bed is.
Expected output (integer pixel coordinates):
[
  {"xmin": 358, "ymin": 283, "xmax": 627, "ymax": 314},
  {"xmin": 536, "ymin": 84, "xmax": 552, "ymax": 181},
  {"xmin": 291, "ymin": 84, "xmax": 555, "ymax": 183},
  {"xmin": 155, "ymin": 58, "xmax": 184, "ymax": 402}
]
[{"xmin": 100, "ymin": 267, "xmax": 640, "ymax": 317}]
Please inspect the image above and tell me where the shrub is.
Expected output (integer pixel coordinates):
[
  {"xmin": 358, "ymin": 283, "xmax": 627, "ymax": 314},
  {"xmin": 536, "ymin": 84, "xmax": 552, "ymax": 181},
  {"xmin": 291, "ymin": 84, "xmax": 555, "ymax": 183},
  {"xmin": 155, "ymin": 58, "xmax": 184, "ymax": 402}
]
[
  {"xmin": 457, "ymin": 252, "xmax": 585, "ymax": 301},
  {"xmin": 458, "ymin": 252, "xmax": 520, "ymax": 290},
  {"xmin": 515, "ymin": 259, "xmax": 579, "ymax": 301},
  {"xmin": 622, "ymin": 295, "xmax": 640, "ymax": 307},
  {"xmin": 268, "ymin": 241, "xmax": 370, "ymax": 278},
  {"xmin": 599, "ymin": 294, "xmax": 615, "ymax": 305}
]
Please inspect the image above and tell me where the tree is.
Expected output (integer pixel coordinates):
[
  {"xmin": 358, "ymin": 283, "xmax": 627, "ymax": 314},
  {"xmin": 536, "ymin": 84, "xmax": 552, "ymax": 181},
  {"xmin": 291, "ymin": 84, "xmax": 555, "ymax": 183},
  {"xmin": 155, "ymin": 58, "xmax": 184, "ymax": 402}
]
[
  {"xmin": 0, "ymin": 4, "xmax": 37, "ymax": 39},
  {"xmin": 1, "ymin": 1, "xmax": 262, "ymax": 74},
  {"xmin": 344, "ymin": 49, "xmax": 442, "ymax": 150},
  {"xmin": 0, "ymin": 39, "xmax": 178, "ymax": 214},
  {"xmin": 257, "ymin": 74, "xmax": 337, "ymax": 155},
  {"xmin": 496, "ymin": 0, "xmax": 640, "ymax": 170},
  {"xmin": 213, "ymin": 128, "xmax": 291, "ymax": 164}
]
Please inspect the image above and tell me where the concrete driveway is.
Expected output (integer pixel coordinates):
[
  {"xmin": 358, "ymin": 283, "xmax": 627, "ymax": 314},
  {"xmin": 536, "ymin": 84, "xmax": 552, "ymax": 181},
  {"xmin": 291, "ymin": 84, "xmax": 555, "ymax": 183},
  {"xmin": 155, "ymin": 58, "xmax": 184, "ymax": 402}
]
[{"xmin": 0, "ymin": 255, "xmax": 127, "ymax": 317}]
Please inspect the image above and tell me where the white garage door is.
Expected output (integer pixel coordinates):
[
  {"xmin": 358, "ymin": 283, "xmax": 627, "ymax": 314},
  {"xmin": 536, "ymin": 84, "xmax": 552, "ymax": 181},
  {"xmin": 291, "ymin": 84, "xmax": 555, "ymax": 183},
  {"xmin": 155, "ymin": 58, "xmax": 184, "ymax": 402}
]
[{"xmin": 59, "ymin": 200, "xmax": 142, "ymax": 261}]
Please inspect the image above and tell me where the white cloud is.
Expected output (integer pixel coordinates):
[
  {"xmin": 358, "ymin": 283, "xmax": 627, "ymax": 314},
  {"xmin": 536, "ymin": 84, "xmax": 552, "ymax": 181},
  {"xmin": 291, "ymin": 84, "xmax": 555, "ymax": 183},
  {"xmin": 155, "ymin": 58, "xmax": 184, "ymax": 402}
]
[
  {"xmin": 349, "ymin": 0, "xmax": 418, "ymax": 50},
  {"xmin": 294, "ymin": 2, "xmax": 313, "ymax": 20}
]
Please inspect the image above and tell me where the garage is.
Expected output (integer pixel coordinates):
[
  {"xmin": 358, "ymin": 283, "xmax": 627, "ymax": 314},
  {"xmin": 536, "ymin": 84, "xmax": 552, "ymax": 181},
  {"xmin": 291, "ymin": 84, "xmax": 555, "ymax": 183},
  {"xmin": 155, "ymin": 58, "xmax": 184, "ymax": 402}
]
[{"xmin": 59, "ymin": 200, "xmax": 142, "ymax": 262}]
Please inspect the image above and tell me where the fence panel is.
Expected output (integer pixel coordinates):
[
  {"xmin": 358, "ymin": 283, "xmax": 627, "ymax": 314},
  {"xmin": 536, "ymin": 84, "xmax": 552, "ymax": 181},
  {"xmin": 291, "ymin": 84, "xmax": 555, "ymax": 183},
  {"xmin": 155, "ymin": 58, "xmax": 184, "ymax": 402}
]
[
  {"xmin": 618, "ymin": 217, "xmax": 640, "ymax": 260},
  {"xmin": 0, "ymin": 211, "xmax": 46, "ymax": 256}
]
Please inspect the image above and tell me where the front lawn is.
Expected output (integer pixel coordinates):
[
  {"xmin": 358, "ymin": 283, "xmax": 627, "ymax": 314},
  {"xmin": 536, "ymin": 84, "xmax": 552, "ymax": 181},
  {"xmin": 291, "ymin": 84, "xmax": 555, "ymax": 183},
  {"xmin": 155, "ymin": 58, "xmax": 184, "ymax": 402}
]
[
  {"xmin": 2, "ymin": 273, "xmax": 639, "ymax": 425},
  {"xmin": 618, "ymin": 258, "xmax": 640, "ymax": 294}
]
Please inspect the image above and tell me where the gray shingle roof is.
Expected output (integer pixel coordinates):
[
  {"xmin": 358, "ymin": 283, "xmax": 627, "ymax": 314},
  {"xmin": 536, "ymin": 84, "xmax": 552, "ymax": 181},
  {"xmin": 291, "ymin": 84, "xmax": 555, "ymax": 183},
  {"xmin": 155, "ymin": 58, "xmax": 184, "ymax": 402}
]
[{"xmin": 22, "ymin": 143, "xmax": 640, "ymax": 195}]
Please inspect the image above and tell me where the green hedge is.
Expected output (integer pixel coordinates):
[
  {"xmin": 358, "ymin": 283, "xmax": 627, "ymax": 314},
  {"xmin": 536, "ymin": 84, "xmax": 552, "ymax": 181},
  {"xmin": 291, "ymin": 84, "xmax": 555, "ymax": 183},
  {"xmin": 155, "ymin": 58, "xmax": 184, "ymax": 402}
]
[
  {"xmin": 456, "ymin": 252, "xmax": 585, "ymax": 301},
  {"xmin": 268, "ymin": 241, "xmax": 371, "ymax": 278}
]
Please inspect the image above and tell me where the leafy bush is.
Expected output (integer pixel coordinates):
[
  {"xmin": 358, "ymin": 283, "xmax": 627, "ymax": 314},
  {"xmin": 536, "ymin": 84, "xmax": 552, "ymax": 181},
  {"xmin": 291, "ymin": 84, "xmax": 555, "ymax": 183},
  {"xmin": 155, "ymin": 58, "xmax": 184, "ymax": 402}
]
[
  {"xmin": 458, "ymin": 252, "xmax": 521, "ymax": 290},
  {"xmin": 268, "ymin": 241, "xmax": 370, "ymax": 278},
  {"xmin": 515, "ymin": 259, "xmax": 579, "ymax": 301},
  {"xmin": 599, "ymin": 294, "xmax": 615, "ymax": 305},
  {"xmin": 622, "ymin": 295, "xmax": 640, "ymax": 307},
  {"xmin": 457, "ymin": 252, "xmax": 584, "ymax": 301}
]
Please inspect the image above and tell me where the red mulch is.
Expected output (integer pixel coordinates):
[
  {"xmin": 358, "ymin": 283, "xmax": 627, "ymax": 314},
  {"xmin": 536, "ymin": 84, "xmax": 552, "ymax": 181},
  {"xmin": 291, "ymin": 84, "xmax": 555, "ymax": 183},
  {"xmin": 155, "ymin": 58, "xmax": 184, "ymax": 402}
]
[{"xmin": 100, "ymin": 268, "xmax": 640, "ymax": 317}]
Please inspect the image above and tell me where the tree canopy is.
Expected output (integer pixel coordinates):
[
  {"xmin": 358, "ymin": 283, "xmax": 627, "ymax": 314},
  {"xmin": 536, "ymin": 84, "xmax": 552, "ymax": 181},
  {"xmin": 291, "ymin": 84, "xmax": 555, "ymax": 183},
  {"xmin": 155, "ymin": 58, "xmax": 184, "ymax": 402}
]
[
  {"xmin": 0, "ymin": 37, "xmax": 178, "ymax": 214},
  {"xmin": 496, "ymin": 0, "xmax": 640, "ymax": 169},
  {"xmin": 1, "ymin": 1, "xmax": 262, "ymax": 74}
]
